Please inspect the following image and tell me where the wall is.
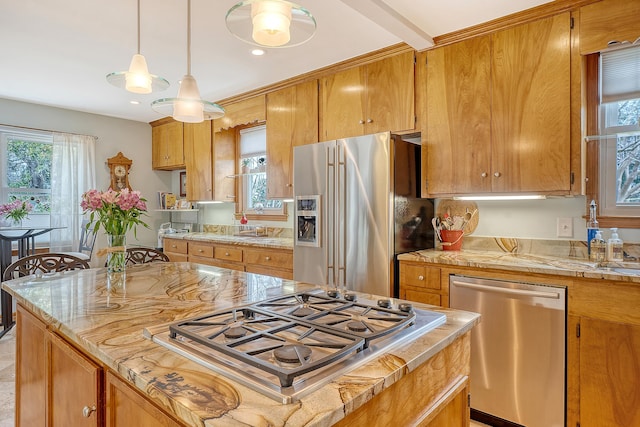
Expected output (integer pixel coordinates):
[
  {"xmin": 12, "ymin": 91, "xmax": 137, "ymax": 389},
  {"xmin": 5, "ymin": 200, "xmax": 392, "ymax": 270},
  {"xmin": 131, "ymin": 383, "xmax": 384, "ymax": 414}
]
[
  {"xmin": 466, "ymin": 195, "xmax": 640, "ymax": 244},
  {"xmin": 197, "ymin": 201, "xmax": 294, "ymax": 229},
  {"xmin": 0, "ymin": 97, "xmax": 171, "ymax": 259}
]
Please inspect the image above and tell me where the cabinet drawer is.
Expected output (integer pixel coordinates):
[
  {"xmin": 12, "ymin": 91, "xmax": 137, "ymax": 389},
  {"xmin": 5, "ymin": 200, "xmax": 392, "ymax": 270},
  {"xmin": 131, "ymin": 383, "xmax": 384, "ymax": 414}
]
[
  {"xmin": 189, "ymin": 242, "xmax": 214, "ymax": 258},
  {"xmin": 214, "ymin": 247, "xmax": 243, "ymax": 263},
  {"xmin": 244, "ymin": 249, "xmax": 293, "ymax": 270},
  {"xmin": 246, "ymin": 264, "xmax": 293, "ymax": 280},
  {"xmin": 164, "ymin": 239, "xmax": 187, "ymax": 254},
  {"xmin": 400, "ymin": 264, "xmax": 441, "ymax": 289},
  {"xmin": 402, "ymin": 289, "xmax": 441, "ymax": 306}
]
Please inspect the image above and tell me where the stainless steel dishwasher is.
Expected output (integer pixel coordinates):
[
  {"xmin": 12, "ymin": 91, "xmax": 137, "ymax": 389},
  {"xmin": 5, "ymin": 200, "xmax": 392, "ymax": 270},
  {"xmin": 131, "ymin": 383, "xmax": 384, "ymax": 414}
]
[{"xmin": 449, "ymin": 275, "xmax": 566, "ymax": 427}]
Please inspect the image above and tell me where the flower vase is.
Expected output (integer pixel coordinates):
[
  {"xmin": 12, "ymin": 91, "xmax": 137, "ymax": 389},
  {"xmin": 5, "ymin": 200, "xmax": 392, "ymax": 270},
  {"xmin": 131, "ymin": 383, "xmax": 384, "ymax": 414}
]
[{"xmin": 106, "ymin": 234, "xmax": 126, "ymax": 273}]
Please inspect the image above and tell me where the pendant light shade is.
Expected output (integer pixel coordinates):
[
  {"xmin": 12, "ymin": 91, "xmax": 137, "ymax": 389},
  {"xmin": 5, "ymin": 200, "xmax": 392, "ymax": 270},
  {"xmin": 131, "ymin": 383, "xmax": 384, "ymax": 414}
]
[
  {"xmin": 151, "ymin": 0, "xmax": 224, "ymax": 122},
  {"xmin": 226, "ymin": 0, "xmax": 316, "ymax": 48},
  {"xmin": 106, "ymin": 0, "xmax": 169, "ymax": 94}
]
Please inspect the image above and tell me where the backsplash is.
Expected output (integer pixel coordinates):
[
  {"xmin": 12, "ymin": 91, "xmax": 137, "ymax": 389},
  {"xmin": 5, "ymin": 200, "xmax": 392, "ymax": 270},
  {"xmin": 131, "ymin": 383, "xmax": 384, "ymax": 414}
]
[{"xmin": 202, "ymin": 224, "xmax": 293, "ymax": 238}]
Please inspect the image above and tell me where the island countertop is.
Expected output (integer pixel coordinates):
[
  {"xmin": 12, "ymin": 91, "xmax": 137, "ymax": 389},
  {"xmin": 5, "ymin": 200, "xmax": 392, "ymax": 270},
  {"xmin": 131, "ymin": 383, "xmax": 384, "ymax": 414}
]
[{"xmin": 2, "ymin": 262, "xmax": 479, "ymax": 427}]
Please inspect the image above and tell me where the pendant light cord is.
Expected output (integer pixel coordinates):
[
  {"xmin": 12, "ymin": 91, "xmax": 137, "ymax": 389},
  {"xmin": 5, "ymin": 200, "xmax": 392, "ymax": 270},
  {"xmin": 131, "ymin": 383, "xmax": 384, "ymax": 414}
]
[
  {"xmin": 136, "ymin": 0, "xmax": 141, "ymax": 54},
  {"xmin": 186, "ymin": 0, "xmax": 191, "ymax": 75}
]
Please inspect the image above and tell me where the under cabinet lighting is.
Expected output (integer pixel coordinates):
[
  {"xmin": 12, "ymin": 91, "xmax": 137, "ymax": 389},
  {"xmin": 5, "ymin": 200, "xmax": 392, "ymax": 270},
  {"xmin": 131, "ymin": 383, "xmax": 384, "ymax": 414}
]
[{"xmin": 453, "ymin": 195, "xmax": 547, "ymax": 201}]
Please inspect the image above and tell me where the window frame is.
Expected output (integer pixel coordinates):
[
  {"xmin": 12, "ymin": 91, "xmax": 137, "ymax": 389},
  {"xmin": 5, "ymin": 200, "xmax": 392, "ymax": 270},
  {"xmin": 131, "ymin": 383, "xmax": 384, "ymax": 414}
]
[
  {"xmin": 234, "ymin": 123, "xmax": 288, "ymax": 222},
  {"xmin": 585, "ymin": 52, "xmax": 640, "ymax": 228}
]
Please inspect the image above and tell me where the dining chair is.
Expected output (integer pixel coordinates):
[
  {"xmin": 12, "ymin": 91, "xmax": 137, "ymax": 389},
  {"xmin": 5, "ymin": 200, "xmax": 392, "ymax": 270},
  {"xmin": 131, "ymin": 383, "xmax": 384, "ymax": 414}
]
[
  {"xmin": 125, "ymin": 247, "xmax": 170, "ymax": 266},
  {"xmin": 3, "ymin": 252, "xmax": 91, "ymax": 281},
  {"xmin": 60, "ymin": 219, "xmax": 98, "ymax": 262}
]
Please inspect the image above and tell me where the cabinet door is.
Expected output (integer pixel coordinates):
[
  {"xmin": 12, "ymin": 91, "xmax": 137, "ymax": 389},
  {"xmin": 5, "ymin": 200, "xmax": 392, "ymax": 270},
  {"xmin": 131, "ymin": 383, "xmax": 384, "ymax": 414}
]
[
  {"xmin": 266, "ymin": 80, "xmax": 318, "ymax": 199},
  {"xmin": 320, "ymin": 66, "xmax": 366, "ymax": 140},
  {"xmin": 426, "ymin": 36, "xmax": 492, "ymax": 195},
  {"xmin": 184, "ymin": 121, "xmax": 212, "ymax": 201},
  {"xmin": 579, "ymin": 317, "xmax": 640, "ymax": 426},
  {"xmin": 49, "ymin": 332, "xmax": 101, "ymax": 426},
  {"xmin": 365, "ymin": 51, "xmax": 415, "ymax": 135},
  {"xmin": 491, "ymin": 13, "xmax": 571, "ymax": 193},
  {"xmin": 213, "ymin": 128, "xmax": 237, "ymax": 202},
  {"xmin": 16, "ymin": 305, "xmax": 47, "ymax": 427},
  {"xmin": 152, "ymin": 120, "xmax": 184, "ymax": 170},
  {"xmin": 106, "ymin": 371, "xmax": 182, "ymax": 427}
]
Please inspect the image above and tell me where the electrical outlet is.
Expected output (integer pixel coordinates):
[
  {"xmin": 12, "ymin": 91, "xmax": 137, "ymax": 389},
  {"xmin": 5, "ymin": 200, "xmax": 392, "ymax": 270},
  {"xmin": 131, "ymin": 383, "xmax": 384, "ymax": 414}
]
[{"xmin": 557, "ymin": 217, "xmax": 573, "ymax": 238}]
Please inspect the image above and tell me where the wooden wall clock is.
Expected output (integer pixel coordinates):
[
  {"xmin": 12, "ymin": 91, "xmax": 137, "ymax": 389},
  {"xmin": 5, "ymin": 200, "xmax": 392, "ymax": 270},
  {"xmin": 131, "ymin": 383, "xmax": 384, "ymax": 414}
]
[{"xmin": 107, "ymin": 152, "xmax": 133, "ymax": 191}]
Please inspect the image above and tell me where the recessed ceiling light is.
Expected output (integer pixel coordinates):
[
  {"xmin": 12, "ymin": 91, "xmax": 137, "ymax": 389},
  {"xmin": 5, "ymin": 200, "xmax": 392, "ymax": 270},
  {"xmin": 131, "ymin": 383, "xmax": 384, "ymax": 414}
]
[
  {"xmin": 129, "ymin": 100, "xmax": 141, "ymax": 105},
  {"xmin": 251, "ymin": 49, "xmax": 266, "ymax": 56}
]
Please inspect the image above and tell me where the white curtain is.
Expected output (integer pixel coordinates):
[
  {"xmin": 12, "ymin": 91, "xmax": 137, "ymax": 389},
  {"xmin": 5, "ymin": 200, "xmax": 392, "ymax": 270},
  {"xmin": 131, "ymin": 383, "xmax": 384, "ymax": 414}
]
[{"xmin": 48, "ymin": 133, "xmax": 96, "ymax": 251}]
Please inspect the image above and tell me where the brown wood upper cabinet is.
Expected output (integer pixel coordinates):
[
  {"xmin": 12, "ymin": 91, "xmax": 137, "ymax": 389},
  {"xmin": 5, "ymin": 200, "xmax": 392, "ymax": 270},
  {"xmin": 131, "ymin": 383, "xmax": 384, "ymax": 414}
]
[
  {"xmin": 183, "ymin": 121, "xmax": 212, "ymax": 201},
  {"xmin": 579, "ymin": 0, "xmax": 640, "ymax": 54},
  {"xmin": 151, "ymin": 118, "xmax": 185, "ymax": 170},
  {"xmin": 266, "ymin": 80, "xmax": 318, "ymax": 199},
  {"xmin": 424, "ymin": 13, "xmax": 571, "ymax": 196},
  {"xmin": 320, "ymin": 51, "xmax": 415, "ymax": 141},
  {"xmin": 213, "ymin": 95, "xmax": 266, "ymax": 133}
]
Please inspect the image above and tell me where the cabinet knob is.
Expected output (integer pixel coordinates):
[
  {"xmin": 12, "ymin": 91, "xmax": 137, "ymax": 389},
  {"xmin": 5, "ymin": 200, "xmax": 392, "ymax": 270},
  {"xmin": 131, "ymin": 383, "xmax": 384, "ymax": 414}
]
[
  {"xmin": 171, "ymin": 244, "xmax": 177, "ymax": 248},
  {"xmin": 225, "ymin": 252, "xmax": 230, "ymax": 256},
  {"xmin": 418, "ymin": 275, "xmax": 424, "ymax": 281},
  {"xmin": 359, "ymin": 119, "xmax": 365, "ymax": 124},
  {"xmin": 481, "ymin": 172, "xmax": 488, "ymax": 178},
  {"xmin": 265, "ymin": 256, "xmax": 271, "ymax": 261},
  {"xmin": 286, "ymin": 183, "xmax": 292, "ymax": 187},
  {"xmin": 494, "ymin": 172, "xmax": 501, "ymax": 177},
  {"xmin": 366, "ymin": 118, "xmax": 373, "ymax": 123},
  {"xmin": 198, "ymin": 249, "xmax": 203, "ymax": 253},
  {"xmin": 82, "ymin": 405, "xmax": 96, "ymax": 418}
]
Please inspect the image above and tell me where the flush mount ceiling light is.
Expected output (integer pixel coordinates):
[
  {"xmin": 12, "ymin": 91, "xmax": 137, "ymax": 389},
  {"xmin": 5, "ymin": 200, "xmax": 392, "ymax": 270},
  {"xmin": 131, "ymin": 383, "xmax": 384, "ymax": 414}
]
[
  {"xmin": 106, "ymin": 0, "xmax": 169, "ymax": 94},
  {"xmin": 151, "ymin": 0, "xmax": 224, "ymax": 123},
  {"xmin": 226, "ymin": 0, "xmax": 316, "ymax": 48}
]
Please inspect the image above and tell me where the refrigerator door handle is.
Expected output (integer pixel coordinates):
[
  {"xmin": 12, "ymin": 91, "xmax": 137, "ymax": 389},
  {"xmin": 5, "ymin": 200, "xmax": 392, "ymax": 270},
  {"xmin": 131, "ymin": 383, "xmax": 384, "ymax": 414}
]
[
  {"xmin": 337, "ymin": 142, "xmax": 347, "ymax": 290},
  {"xmin": 326, "ymin": 144, "xmax": 335, "ymax": 286}
]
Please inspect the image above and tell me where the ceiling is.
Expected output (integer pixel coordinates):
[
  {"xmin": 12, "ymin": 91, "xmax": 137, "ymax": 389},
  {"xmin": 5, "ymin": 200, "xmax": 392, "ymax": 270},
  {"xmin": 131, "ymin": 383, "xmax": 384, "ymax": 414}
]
[{"xmin": 0, "ymin": 0, "xmax": 551, "ymax": 123}]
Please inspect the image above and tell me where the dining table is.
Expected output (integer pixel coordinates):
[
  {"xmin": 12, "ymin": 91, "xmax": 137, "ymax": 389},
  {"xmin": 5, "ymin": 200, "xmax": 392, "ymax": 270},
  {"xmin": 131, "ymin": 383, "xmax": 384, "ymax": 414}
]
[{"xmin": 0, "ymin": 225, "xmax": 65, "ymax": 339}]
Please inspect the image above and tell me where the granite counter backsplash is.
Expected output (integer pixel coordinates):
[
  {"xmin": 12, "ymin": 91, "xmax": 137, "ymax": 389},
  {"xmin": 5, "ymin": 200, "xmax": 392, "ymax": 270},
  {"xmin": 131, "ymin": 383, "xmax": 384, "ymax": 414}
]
[{"xmin": 202, "ymin": 224, "xmax": 292, "ymax": 238}]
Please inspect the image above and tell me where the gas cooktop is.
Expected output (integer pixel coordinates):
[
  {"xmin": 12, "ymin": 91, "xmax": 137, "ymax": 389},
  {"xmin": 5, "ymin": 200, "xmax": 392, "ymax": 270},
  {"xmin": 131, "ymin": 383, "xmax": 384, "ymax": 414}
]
[{"xmin": 144, "ymin": 290, "xmax": 446, "ymax": 403}]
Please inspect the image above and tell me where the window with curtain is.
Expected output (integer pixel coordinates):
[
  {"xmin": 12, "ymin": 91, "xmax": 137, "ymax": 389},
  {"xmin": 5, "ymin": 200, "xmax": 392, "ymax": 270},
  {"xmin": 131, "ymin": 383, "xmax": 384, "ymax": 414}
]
[
  {"xmin": 0, "ymin": 125, "xmax": 96, "ymax": 250},
  {"xmin": 594, "ymin": 42, "xmax": 640, "ymax": 220}
]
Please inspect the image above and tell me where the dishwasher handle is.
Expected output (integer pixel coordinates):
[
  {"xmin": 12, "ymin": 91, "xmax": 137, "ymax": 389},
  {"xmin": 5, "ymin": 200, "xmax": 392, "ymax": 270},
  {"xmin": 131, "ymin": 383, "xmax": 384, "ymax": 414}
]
[{"xmin": 450, "ymin": 280, "xmax": 561, "ymax": 299}]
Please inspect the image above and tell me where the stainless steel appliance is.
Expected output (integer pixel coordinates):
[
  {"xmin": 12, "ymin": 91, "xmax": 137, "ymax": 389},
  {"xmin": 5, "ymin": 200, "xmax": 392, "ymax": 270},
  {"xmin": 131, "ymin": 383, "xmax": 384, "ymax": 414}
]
[
  {"xmin": 145, "ymin": 289, "xmax": 446, "ymax": 403},
  {"xmin": 293, "ymin": 132, "xmax": 434, "ymax": 297},
  {"xmin": 449, "ymin": 275, "xmax": 566, "ymax": 427}
]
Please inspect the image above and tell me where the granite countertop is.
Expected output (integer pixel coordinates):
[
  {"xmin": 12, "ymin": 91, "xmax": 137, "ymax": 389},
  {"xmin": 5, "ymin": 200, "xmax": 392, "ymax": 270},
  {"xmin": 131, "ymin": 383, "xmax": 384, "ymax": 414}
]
[
  {"xmin": 398, "ymin": 249, "xmax": 640, "ymax": 284},
  {"xmin": 163, "ymin": 232, "xmax": 293, "ymax": 250},
  {"xmin": 2, "ymin": 263, "xmax": 479, "ymax": 427}
]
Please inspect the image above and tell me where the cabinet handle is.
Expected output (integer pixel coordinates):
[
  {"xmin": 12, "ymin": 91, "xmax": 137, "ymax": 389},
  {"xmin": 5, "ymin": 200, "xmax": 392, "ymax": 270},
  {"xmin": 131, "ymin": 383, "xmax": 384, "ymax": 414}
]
[
  {"xmin": 82, "ymin": 405, "xmax": 96, "ymax": 418},
  {"xmin": 481, "ymin": 172, "xmax": 488, "ymax": 178},
  {"xmin": 226, "ymin": 195, "xmax": 236, "ymax": 199},
  {"xmin": 359, "ymin": 119, "xmax": 365, "ymax": 124},
  {"xmin": 265, "ymin": 256, "xmax": 271, "ymax": 261},
  {"xmin": 418, "ymin": 275, "xmax": 424, "ymax": 281},
  {"xmin": 494, "ymin": 172, "xmax": 501, "ymax": 177},
  {"xmin": 366, "ymin": 118, "xmax": 373, "ymax": 123}
]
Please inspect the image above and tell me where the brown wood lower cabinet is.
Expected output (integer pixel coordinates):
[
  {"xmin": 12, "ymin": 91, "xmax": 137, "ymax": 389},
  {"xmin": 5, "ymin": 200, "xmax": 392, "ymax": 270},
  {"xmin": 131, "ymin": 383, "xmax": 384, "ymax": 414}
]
[
  {"xmin": 106, "ymin": 372, "xmax": 182, "ymax": 427},
  {"xmin": 163, "ymin": 238, "xmax": 293, "ymax": 279},
  {"xmin": 16, "ymin": 304, "xmax": 184, "ymax": 427},
  {"xmin": 398, "ymin": 261, "xmax": 446, "ymax": 307}
]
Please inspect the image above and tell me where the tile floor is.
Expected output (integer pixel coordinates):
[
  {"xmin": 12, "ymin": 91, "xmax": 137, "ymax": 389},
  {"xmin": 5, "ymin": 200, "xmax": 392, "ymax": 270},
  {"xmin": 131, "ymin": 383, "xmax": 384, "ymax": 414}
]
[
  {"xmin": 0, "ymin": 327, "xmax": 15, "ymax": 427},
  {"xmin": 0, "ymin": 327, "xmax": 491, "ymax": 427}
]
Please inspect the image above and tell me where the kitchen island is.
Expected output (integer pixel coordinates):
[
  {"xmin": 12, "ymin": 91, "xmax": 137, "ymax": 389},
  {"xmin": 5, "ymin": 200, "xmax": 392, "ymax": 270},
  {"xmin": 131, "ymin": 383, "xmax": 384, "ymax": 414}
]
[{"xmin": 3, "ymin": 262, "xmax": 479, "ymax": 427}]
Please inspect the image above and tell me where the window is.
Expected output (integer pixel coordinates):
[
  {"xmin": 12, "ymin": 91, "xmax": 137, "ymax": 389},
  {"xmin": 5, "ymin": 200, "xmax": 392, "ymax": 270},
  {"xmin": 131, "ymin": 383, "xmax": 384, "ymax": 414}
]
[
  {"xmin": 236, "ymin": 125, "xmax": 286, "ymax": 220},
  {"xmin": 1, "ymin": 129, "xmax": 53, "ymax": 222},
  {"xmin": 590, "ymin": 42, "xmax": 640, "ymax": 223}
]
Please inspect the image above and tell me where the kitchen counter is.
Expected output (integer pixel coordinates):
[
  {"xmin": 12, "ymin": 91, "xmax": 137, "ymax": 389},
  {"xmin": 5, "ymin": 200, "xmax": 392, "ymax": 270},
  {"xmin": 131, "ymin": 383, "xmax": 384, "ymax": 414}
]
[
  {"xmin": 164, "ymin": 232, "xmax": 293, "ymax": 251},
  {"xmin": 3, "ymin": 262, "xmax": 479, "ymax": 426},
  {"xmin": 398, "ymin": 248, "xmax": 640, "ymax": 284}
]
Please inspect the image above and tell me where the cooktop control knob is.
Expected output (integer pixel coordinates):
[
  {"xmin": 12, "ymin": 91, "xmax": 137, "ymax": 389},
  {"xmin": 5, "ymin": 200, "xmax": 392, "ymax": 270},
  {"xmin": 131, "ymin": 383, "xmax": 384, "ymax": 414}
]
[
  {"xmin": 377, "ymin": 299, "xmax": 392, "ymax": 309},
  {"xmin": 398, "ymin": 303, "xmax": 413, "ymax": 313},
  {"xmin": 344, "ymin": 292, "xmax": 357, "ymax": 302},
  {"xmin": 327, "ymin": 289, "xmax": 340, "ymax": 299}
]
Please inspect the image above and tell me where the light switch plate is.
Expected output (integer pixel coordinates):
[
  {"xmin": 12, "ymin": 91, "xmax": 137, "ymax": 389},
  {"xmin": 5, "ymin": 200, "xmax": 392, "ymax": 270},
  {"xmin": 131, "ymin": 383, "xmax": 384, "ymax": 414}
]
[{"xmin": 557, "ymin": 217, "xmax": 573, "ymax": 238}]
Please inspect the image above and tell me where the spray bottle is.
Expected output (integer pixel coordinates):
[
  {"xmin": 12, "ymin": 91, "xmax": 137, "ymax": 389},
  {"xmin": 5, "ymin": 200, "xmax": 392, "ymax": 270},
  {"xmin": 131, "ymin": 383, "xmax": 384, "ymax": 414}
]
[{"xmin": 587, "ymin": 200, "xmax": 599, "ymax": 256}]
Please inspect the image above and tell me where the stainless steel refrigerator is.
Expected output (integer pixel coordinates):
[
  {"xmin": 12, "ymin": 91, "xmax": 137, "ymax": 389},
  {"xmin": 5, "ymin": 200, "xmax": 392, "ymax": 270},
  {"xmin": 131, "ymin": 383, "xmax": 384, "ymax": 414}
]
[{"xmin": 293, "ymin": 131, "xmax": 434, "ymax": 297}]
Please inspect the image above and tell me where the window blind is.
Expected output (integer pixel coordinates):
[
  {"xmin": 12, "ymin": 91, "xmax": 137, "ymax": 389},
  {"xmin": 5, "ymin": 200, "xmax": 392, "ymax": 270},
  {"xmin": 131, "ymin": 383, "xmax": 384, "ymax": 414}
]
[{"xmin": 601, "ymin": 42, "xmax": 640, "ymax": 103}]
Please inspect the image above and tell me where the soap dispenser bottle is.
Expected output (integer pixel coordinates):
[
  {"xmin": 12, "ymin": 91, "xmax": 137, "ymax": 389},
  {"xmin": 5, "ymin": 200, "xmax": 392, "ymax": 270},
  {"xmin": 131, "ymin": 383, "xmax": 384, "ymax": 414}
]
[
  {"xmin": 607, "ymin": 227, "xmax": 624, "ymax": 262},
  {"xmin": 590, "ymin": 230, "xmax": 606, "ymax": 263}
]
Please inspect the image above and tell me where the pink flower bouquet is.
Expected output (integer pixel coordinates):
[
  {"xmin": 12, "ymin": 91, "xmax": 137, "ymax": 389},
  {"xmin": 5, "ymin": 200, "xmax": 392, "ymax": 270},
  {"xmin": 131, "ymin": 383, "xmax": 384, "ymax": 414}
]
[
  {"xmin": 81, "ymin": 188, "xmax": 149, "ymax": 236},
  {"xmin": 0, "ymin": 200, "xmax": 33, "ymax": 222}
]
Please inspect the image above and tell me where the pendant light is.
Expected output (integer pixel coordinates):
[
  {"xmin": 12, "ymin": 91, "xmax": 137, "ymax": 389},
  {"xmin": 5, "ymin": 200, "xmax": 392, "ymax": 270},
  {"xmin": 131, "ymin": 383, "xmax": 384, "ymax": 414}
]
[
  {"xmin": 226, "ymin": 0, "xmax": 316, "ymax": 48},
  {"xmin": 106, "ymin": 0, "xmax": 169, "ymax": 94},
  {"xmin": 151, "ymin": 0, "xmax": 224, "ymax": 123}
]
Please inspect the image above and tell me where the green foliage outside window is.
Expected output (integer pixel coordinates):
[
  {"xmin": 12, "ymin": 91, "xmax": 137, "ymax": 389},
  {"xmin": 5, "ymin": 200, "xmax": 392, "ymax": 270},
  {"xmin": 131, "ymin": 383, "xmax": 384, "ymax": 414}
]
[{"xmin": 5, "ymin": 138, "xmax": 52, "ymax": 213}]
